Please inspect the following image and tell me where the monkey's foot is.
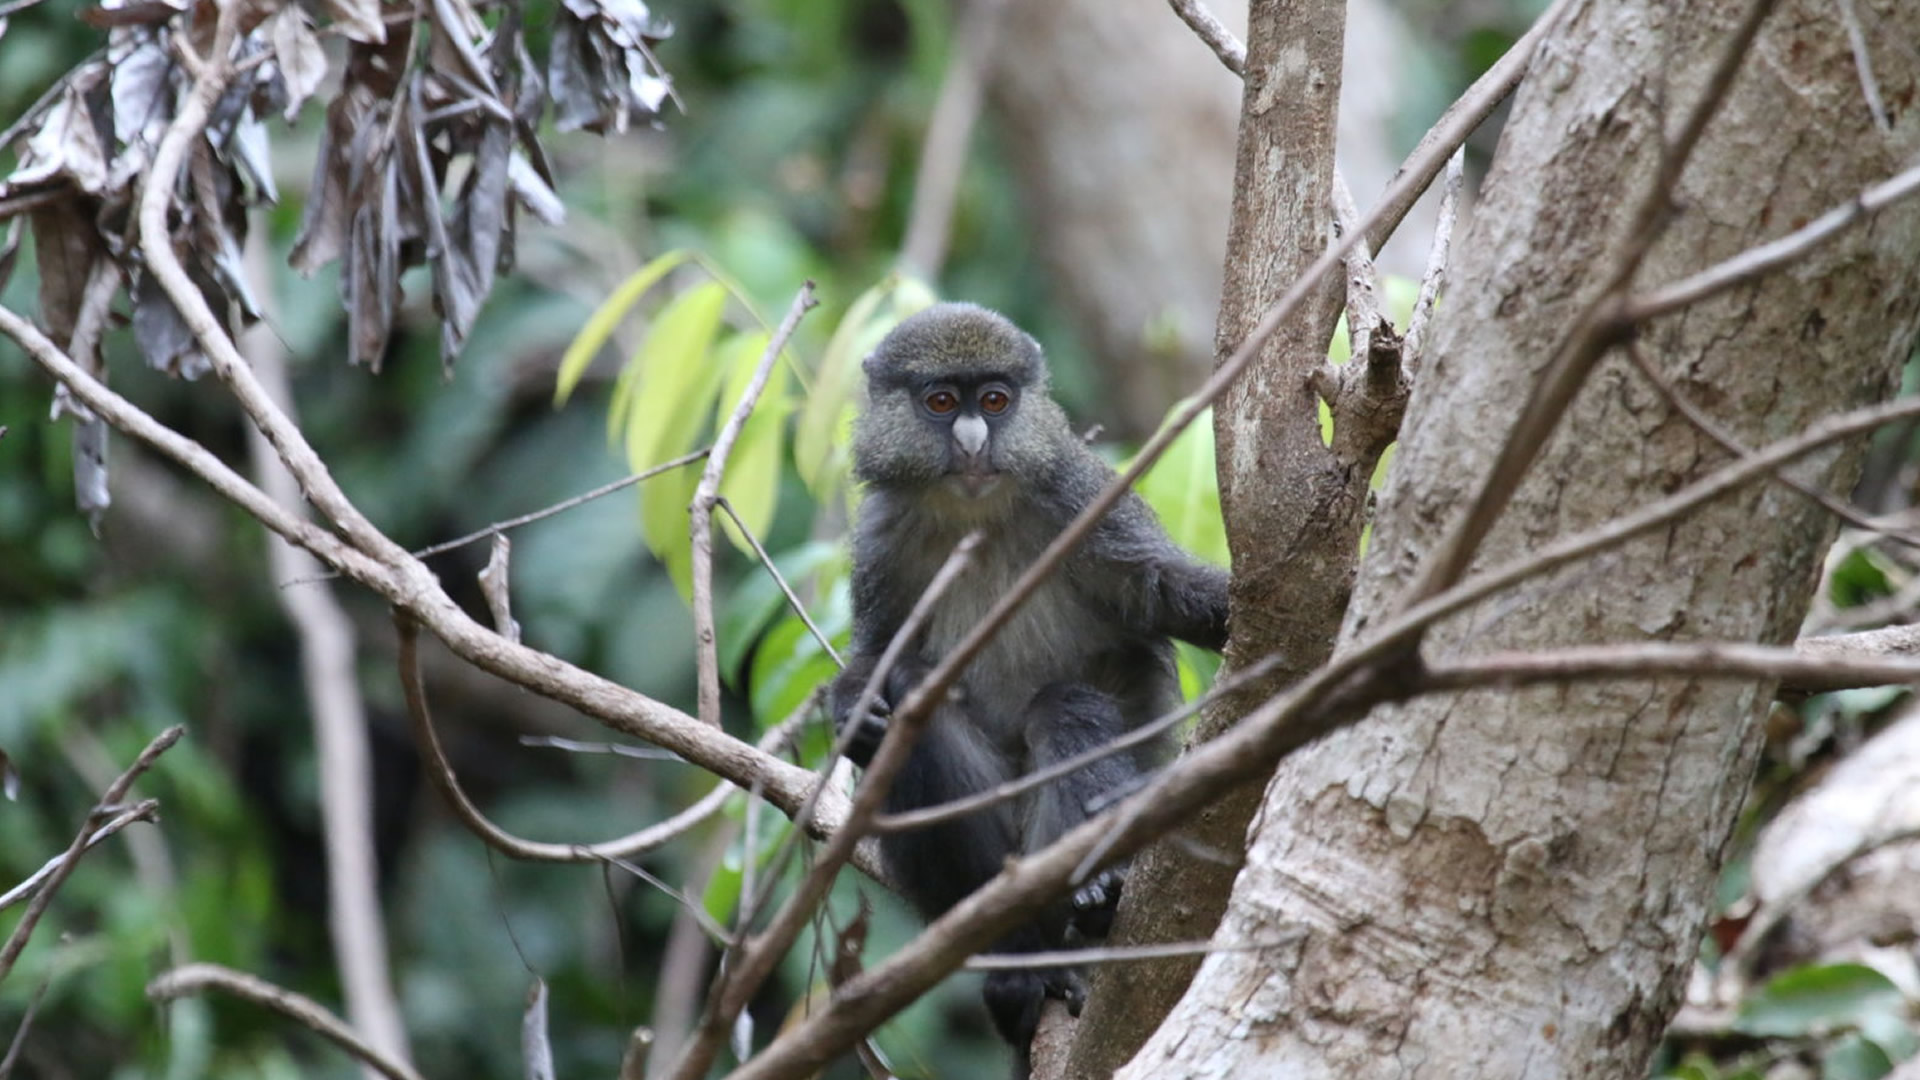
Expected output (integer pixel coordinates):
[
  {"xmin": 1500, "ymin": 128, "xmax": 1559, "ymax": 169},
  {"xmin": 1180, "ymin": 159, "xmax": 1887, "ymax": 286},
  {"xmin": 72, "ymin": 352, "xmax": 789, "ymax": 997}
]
[
  {"xmin": 1042, "ymin": 966, "xmax": 1088, "ymax": 1016},
  {"xmin": 1069, "ymin": 868, "xmax": 1125, "ymax": 939}
]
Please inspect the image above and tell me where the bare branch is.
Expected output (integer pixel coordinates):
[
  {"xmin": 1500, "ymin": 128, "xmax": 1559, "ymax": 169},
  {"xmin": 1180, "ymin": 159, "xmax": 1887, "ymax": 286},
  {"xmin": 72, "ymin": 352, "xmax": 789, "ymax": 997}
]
[
  {"xmin": 395, "ymin": 617, "xmax": 789, "ymax": 865},
  {"xmin": 243, "ymin": 265, "xmax": 412, "ymax": 1071},
  {"xmin": 668, "ymin": 536, "xmax": 980, "ymax": 1080},
  {"xmin": 0, "ymin": 800, "xmax": 159, "ymax": 912},
  {"xmin": 1330, "ymin": 173, "xmax": 1381, "ymax": 371},
  {"xmin": 0, "ymin": 308, "xmax": 393, "ymax": 589},
  {"xmin": 874, "ymin": 655, "xmax": 1280, "ymax": 833},
  {"xmin": 964, "ymin": 933, "xmax": 1305, "ymax": 970},
  {"xmin": 1363, "ymin": 0, "xmax": 1575, "ymax": 255},
  {"xmin": 0, "ymin": 726, "xmax": 182, "ymax": 980},
  {"xmin": 1834, "ymin": 0, "xmax": 1891, "ymax": 132},
  {"xmin": 718, "ymin": 497, "xmax": 843, "ymax": 668},
  {"xmin": 692, "ymin": 282, "xmax": 819, "ymax": 727},
  {"xmin": 1621, "ymin": 155, "xmax": 1920, "ymax": 324},
  {"xmin": 148, "ymin": 964, "xmax": 426, "ymax": 1080},
  {"xmin": 1401, "ymin": 147, "xmax": 1465, "ymax": 377},
  {"xmin": 1166, "ymin": 0, "xmax": 1246, "ymax": 75},
  {"xmin": 1420, "ymin": 639, "xmax": 1920, "ymax": 695}
]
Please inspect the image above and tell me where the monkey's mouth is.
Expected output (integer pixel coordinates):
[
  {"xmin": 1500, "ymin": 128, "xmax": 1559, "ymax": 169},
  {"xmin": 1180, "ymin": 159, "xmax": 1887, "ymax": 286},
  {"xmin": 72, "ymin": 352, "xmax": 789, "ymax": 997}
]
[{"xmin": 950, "ymin": 470, "xmax": 1002, "ymax": 497}]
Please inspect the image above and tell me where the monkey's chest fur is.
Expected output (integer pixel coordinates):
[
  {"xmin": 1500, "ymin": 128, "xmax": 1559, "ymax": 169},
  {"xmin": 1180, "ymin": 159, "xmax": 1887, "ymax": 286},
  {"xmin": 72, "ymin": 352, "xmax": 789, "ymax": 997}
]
[{"xmin": 875, "ymin": 489, "xmax": 1178, "ymax": 752}]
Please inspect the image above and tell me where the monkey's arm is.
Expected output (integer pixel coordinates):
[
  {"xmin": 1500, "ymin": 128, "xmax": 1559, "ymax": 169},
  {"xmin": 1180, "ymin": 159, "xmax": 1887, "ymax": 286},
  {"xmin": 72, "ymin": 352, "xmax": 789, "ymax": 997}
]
[{"xmin": 1078, "ymin": 494, "xmax": 1231, "ymax": 651}]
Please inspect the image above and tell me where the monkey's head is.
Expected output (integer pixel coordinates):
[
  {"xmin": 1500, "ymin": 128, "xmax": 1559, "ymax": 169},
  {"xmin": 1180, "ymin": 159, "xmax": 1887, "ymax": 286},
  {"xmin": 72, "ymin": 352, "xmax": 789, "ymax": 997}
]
[{"xmin": 854, "ymin": 303, "xmax": 1074, "ymax": 499}]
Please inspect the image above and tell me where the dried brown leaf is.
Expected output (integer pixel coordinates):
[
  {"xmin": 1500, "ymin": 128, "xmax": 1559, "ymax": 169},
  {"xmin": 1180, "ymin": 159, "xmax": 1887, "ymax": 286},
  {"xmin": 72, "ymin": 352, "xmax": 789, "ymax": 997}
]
[
  {"xmin": 269, "ymin": 7, "xmax": 327, "ymax": 120},
  {"xmin": 322, "ymin": 0, "xmax": 385, "ymax": 44},
  {"xmin": 29, "ymin": 196, "xmax": 104, "ymax": 345},
  {"xmin": 130, "ymin": 270, "xmax": 209, "ymax": 379}
]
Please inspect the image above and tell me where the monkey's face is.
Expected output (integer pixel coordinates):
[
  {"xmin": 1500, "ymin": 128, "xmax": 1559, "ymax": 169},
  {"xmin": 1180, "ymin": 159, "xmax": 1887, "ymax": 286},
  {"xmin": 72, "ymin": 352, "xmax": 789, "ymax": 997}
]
[{"xmin": 853, "ymin": 303, "xmax": 1067, "ymax": 498}]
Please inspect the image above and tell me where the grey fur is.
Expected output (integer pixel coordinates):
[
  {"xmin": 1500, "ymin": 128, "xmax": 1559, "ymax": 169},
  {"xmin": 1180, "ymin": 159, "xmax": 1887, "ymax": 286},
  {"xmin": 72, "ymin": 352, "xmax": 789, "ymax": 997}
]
[{"xmin": 828, "ymin": 303, "xmax": 1229, "ymax": 1074}]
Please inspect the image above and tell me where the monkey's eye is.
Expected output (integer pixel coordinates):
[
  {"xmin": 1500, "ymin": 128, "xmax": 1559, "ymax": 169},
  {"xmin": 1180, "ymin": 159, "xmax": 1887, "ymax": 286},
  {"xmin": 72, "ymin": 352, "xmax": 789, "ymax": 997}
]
[
  {"xmin": 979, "ymin": 388, "xmax": 1011, "ymax": 415},
  {"xmin": 924, "ymin": 389, "xmax": 960, "ymax": 415}
]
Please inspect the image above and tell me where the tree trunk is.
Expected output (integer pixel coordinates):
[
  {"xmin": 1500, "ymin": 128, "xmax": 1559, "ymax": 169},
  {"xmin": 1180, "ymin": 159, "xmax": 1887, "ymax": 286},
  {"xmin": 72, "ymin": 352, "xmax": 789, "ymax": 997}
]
[
  {"xmin": 1059, "ymin": 0, "xmax": 1355, "ymax": 1074},
  {"xmin": 1127, "ymin": 0, "xmax": 1920, "ymax": 1076}
]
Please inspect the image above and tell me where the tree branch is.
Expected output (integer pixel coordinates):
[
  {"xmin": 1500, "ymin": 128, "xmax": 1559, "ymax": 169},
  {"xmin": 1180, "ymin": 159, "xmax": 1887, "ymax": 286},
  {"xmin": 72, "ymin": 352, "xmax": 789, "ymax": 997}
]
[
  {"xmin": 691, "ymin": 282, "xmax": 818, "ymax": 727},
  {"xmin": 147, "ymin": 964, "xmax": 426, "ymax": 1080},
  {"xmin": 0, "ymin": 726, "xmax": 182, "ymax": 980}
]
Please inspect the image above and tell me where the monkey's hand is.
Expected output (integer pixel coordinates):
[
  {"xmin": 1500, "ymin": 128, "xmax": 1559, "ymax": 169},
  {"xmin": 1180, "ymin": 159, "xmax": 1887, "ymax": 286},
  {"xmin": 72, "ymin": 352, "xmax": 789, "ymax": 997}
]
[
  {"xmin": 1069, "ymin": 866, "xmax": 1126, "ymax": 940},
  {"xmin": 828, "ymin": 657, "xmax": 934, "ymax": 768}
]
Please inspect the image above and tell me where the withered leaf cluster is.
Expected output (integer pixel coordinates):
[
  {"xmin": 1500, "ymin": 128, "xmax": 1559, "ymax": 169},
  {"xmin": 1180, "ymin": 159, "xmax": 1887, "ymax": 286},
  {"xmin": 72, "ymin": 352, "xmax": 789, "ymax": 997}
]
[{"xmin": 0, "ymin": 0, "xmax": 674, "ymax": 524}]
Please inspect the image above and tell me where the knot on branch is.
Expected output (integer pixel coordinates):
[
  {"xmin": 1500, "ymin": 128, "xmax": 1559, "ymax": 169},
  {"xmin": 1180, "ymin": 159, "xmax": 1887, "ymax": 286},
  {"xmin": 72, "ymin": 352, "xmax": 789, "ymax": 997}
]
[{"xmin": 1309, "ymin": 315, "xmax": 1411, "ymax": 464}]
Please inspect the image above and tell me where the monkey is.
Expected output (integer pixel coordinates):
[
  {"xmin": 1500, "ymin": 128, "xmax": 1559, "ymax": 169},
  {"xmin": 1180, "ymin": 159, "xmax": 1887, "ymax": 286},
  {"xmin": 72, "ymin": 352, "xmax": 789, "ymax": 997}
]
[{"xmin": 827, "ymin": 302, "xmax": 1229, "ymax": 1074}]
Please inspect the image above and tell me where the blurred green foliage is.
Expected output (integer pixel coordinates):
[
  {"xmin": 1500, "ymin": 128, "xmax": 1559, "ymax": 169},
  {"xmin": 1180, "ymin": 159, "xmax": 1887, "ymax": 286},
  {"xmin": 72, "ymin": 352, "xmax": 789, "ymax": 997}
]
[{"xmin": 11, "ymin": 1, "xmax": 1904, "ymax": 1079}]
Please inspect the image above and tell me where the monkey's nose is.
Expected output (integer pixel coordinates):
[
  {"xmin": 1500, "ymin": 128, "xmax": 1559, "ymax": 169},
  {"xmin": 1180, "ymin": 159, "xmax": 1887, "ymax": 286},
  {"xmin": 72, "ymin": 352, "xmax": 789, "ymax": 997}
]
[{"xmin": 952, "ymin": 414, "xmax": 990, "ymax": 459}]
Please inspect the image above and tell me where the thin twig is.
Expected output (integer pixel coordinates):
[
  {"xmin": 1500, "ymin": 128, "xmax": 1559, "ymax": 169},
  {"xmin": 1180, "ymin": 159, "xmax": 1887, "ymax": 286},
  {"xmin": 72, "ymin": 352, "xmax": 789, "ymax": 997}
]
[
  {"xmin": 1417, "ymin": 639, "xmax": 1920, "ymax": 694},
  {"xmin": 1399, "ymin": 0, "xmax": 1784, "ymax": 611},
  {"xmin": 692, "ymin": 283, "xmax": 819, "ymax": 727},
  {"xmin": 667, "ymin": 536, "xmax": 980, "ymax": 1080},
  {"xmin": 1362, "ymin": 0, "xmax": 1576, "ymax": 255},
  {"xmin": 1330, "ymin": 172, "xmax": 1381, "ymax": 373},
  {"xmin": 718, "ymin": 497, "xmax": 843, "ymax": 668},
  {"xmin": 396, "ymin": 617, "xmax": 743, "ymax": 861},
  {"xmin": 1834, "ymin": 0, "xmax": 1891, "ymax": 132},
  {"xmin": 1621, "ymin": 155, "xmax": 1920, "ymax": 323},
  {"xmin": 1621, "ymin": 341, "xmax": 1917, "ymax": 546},
  {"xmin": 874, "ymin": 655, "xmax": 1280, "ymax": 833},
  {"xmin": 1166, "ymin": 0, "xmax": 1245, "ymax": 75},
  {"xmin": 0, "ymin": 951, "xmax": 54, "ymax": 1079},
  {"xmin": 963, "ymin": 933, "xmax": 1305, "ymax": 970},
  {"xmin": 148, "ymin": 963, "xmax": 427, "ymax": 1080},
  {"xmin": 0, "ymin": 726, "xmax": 183, "ymax": 980},
  {"xmin": 286, "ymin": 448, "xmax": 715, "ymax": 588},
  {"xmin": 1402, "ymin": 147, "xmax": 1465, "ymax": 377},
  {"xmin": 417, "ymin": 449, "xmax": 712, "ymax": 562},
  {"xmin": 0, "ymin": 799, "xmax": 159, "ymax": 911}
]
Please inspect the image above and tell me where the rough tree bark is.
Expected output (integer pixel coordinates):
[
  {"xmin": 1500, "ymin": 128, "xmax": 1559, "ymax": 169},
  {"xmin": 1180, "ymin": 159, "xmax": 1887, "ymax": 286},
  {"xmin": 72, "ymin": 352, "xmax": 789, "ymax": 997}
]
[
  {"xmin": 1127, "ymin": 0, "xmax": 1920, "ymax": 1076},
  {"xmin": 1059, "ymin": 0, "xmax": 1359, "ymax": 1074}
]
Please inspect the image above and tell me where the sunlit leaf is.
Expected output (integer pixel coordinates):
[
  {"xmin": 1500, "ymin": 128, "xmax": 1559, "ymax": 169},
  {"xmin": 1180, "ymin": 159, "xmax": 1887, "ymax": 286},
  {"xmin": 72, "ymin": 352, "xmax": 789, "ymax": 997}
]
[
  {"xmin": 623, "ymin": 281, "xmax": 730, "ymax": 472},
  {"xmin": 554, "ymin": 248, "xmax": 691, "ymax": 404},
  {"xmin": 795, "ymin": 275, "xmax": 935, "ymax": 496},
  {"xmin": 718, "ymin": 541, "xmax": 845, "ymax": 689},
  {"xmin": 715, "ymin": 332, "xmax": 792, "ymax": 555},
  {"xmin": 1131, "ymin": 404, "xmax": 1226, "ymax": 567}
]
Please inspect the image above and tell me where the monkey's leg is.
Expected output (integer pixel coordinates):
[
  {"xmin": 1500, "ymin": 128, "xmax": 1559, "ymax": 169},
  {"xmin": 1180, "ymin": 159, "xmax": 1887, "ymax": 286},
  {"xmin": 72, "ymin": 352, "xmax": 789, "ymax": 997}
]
[{"xmin": 1017, "ymin": 683, "xmax": 1144, "ymax": 941}]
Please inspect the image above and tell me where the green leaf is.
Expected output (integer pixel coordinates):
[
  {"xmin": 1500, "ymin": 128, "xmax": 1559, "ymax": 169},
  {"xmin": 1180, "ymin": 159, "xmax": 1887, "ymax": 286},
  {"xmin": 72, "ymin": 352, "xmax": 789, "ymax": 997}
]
[
  {"xmin": 1735, "ymin": 963, "xmax": 1907, "ymax": 1038},
  {"xmin": 750, "ymin": 615, "xmax": 842, "ymax": 724},
  {"xmin": 794, "ymin": 274, "xmax": 935, "ymax": 497},
  {"xmin": 1860, "ymin": 1007, "xmax": 1920, "ymax": 1061},
  {"xmin": 1822, "ymin": 1032, "xmax": 1895, "ymax": 1080},
  {"xmin": 642, "ymin": 465, "xmax": 701, "ymax": 600},
  {"xmin": 553, "ymin": 249, "xmax": 691, "ymax": 405},
  {"xmin": 1131, "ymin": 404, "xmax": 1227, "ymax": 567},
  {"xmin": 714, "ymin": 331, "xmax": 793, "ymax": 554},
  {"xmin": 623, "ymin": 281, "xmax": 733, "ymax": 473},
  {"xmin": 718, "ymin": 541, "xmax": 846, "ymax": 689}
]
